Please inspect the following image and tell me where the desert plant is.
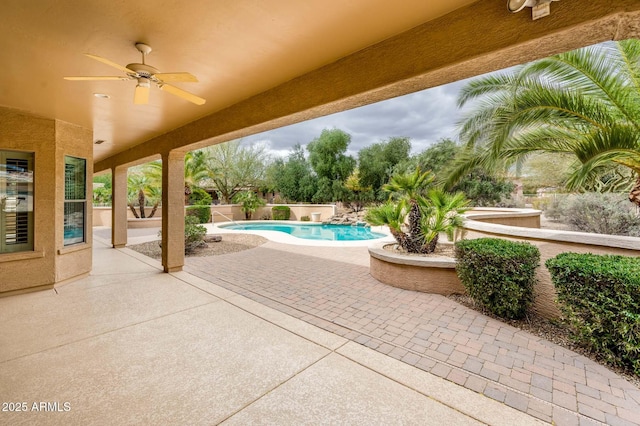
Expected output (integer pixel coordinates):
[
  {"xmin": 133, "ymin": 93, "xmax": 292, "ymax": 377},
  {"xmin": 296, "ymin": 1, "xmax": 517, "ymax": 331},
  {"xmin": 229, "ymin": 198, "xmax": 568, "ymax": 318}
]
[
  {"xmin": 272, "ymin": 205, "xmax": 291, "ymax": 220},
  {"xmin": 365, "ymin": 169, "xmax": 469, "ymax": 253},
  {"xmin": 184, "ymin": 215, "xmax": 207, "ymax": 253},
  {"xmin": 546, "ymin": 253, "xmax": 640, "ymax": 374},
  {"xmin": 233, "ymin": 191, "xmax": 266, "ymax": 220},
  {"xmin": 541, "ymin": 195, "xmax": 568, "ymax": 221},
  {"xmin": 127, "ymin": 166, "xmax": 161, "ymax": 219},
  {"xmin": 455, "ymin": 238, "xmax": 540, "ymax": 319},
  {"xmin": 186, "ymin": 205, "xmax": 211, "ymax": 223},
  {"xmin": 549, "ymin": 193, "xmax": 640, "ymax": 236}
]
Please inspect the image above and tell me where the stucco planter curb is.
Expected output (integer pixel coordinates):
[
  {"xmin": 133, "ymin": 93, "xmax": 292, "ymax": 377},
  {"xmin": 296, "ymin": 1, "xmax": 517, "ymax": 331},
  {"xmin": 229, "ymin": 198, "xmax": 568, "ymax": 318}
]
[{"xmin": 368, "ymin": 241, "xmax": 464, "ymax": 296}]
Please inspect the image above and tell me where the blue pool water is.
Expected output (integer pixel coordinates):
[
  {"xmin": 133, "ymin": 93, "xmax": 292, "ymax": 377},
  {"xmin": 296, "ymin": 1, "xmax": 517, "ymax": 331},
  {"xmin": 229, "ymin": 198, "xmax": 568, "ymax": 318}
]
[{"xmin": 219, "ymin": 222, "xmax": 386, "ymax": 241}]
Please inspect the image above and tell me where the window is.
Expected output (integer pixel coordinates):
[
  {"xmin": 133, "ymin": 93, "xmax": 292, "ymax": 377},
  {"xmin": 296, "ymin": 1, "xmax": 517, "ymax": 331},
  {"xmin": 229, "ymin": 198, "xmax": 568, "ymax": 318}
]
[
  {"xmin": 0, "ymin": 150, "xmax": 34, "ymax": 253},
  {"xmin": 64, "ymin": 156, "xmax": 86, "ymax": 246}
]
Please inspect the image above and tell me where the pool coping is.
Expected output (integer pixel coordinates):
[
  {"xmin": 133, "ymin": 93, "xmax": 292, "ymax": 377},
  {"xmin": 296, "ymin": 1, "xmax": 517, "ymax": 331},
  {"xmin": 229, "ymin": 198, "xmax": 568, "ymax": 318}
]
[{"xmin": 208, "ymin": 221, "xmax": 394, "ymax": 247}]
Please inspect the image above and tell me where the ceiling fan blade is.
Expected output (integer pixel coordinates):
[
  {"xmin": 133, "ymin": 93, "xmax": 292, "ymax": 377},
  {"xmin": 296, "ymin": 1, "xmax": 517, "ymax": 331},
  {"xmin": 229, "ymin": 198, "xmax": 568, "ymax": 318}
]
[
  {"xmin": 85, "ymin": 53, "xmax": 137, "ymax": 75},
  {"xmin": 155, "ymin": 72, "xmax": 198, "ymax": 83},
  {"xmin": 160, "ymin": 84, "xmax": 206, "ymax": 105},
  {"xmin": 64, "ymin": 76, "xmax": 129, "ymax": 81},
  {"xmin": 134, "ymin": 85, "xmax": 150, "ymax": 105}
]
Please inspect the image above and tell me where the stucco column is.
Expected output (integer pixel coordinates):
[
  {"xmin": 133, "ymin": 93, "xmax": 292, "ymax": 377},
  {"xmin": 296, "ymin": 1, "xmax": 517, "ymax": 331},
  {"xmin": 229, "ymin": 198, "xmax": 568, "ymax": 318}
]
[
  {"xmin": 161, "ymin": 151, "xmax": 185, "ymax": 272},
  {"xmin": 111, "ymin": 166, "xmax": 128, "ymax": 248}
]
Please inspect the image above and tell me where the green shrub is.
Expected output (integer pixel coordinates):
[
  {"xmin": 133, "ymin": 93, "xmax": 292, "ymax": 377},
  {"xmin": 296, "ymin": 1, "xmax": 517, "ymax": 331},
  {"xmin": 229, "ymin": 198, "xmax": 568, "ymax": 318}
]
[
  {"xmin": 184, "ymin": 215, "xmax": 206, "ymax": 253},
  {"xmin": 186, "ymin": 205, "xmax": 211, "ymax": 223},
  {"xmin": 272, "ymin": 205, "xmax": 291, "ymax": 220},
  {"xmin": 546, "ymin": 253, "xmax": 640, "ymax": 374},
  {"xmin": 455, "ymin": 238, "xmax": 540, "ymax": 319},
  {"xmin": 300, "ymin": 215, "xmax": 310, "ymax": 221},
  {"xmin": 188, "ymin": 187, "xmax": 213, "ymax": 206},
  {"xmin": 233, "ymin": 191, "xmax": 266, "ymax": 220}
]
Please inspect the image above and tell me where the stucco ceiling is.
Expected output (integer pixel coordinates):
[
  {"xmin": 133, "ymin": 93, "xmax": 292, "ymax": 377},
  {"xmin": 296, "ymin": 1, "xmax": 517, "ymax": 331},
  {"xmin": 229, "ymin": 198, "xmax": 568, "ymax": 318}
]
[{"xmin": 1, "ymin": 0, "xmax": 477, "ymax": 162}]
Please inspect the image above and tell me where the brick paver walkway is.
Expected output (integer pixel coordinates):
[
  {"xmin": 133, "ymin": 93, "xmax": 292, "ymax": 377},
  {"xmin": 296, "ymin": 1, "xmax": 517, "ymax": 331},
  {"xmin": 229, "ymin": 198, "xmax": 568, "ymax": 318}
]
[{"xmin": 185, "ymin": 242, "xmax": 640, "ymax": 425}]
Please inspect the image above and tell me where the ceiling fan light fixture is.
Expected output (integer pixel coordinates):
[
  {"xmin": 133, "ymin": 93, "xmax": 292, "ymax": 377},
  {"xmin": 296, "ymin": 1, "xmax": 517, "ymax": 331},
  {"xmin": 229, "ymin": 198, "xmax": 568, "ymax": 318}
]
[{"xmin": 136, "ymin": 78, "xmax": 150, "ymax": 88}]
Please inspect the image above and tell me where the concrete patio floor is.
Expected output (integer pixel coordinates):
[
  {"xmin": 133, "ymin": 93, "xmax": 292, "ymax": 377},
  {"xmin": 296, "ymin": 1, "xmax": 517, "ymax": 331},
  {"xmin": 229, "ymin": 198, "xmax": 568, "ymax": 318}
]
[{"xmin": 1, "ymin": 235, "xmax": 542, "ymax": 425}]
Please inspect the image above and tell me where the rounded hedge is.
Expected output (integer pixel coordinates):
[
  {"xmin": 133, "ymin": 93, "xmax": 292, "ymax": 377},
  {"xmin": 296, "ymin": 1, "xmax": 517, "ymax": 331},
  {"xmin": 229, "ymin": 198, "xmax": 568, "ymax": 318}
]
[
  {"xmin": 455, "ymin": 238, "xmax": 540, "ymax": 319},
  {"xmin": 186, "ymin": 205, "xmax": 211, "ymax": 223},
  {"xmin": 272, "ymin": 205, "xmax": 291, "ymax": 220},
  {"xmin": 546, "ymin": 253, "xmax": 640, "ymax": 374}
]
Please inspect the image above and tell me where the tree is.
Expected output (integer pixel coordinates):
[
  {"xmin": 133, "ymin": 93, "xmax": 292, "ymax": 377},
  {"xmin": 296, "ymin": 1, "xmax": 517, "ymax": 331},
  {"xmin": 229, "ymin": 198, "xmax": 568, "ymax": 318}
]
[
  {"xmin": 233, "ymin": 190, "xmax": 266, "ymax": 220},
  {"xmin": 93, "ymin": 172, "xmax": 112, "ymax": 206},
  {"xmin": 448, "ymin": 40, "xmax": 640, "ymax": 207},
  {"xmin": 204, "ymin": 140, "xmax": 269, "ymax": 203},
  {"xmin": 399, "ymin": 139, "xmax": 514, "ymax": 206},
  {"xmin": 127, "ymin": 162, "xmax": 161, "ymax": 218},
  {"xmin": 307, "ymin": 128, "xmax": 356, "ymax": 201},
  {"xmin": 184, "ymin": 150, "xmax": 211, "ymax": 203},
  {"xmin": 343, "ymin": 169, "xmax": 374, "ymax": 211},
  {"xmin": 452, "ymin": 170, "xmax": 515, "ymax": 207},
  {"xmin": 519, "ymin": 153, "xmax": 574, "ymax": 194},
  {"xmin": 381, "ymin": 169, "xmax": 434, "ymax": 253},
  {"xmin": 268, "ymin": 145, "xmax": 317, "ymax": 202},
  {"xmin": 358, "ymin": 136, "xmax": 411, "ymax": 199},
  {"xmin": 395, "ymin": 138, "xmax": 457, "ymax": 176},
  {"xmin": 365, "ymin": 169, "xmax": 469, "ymax": 254}
]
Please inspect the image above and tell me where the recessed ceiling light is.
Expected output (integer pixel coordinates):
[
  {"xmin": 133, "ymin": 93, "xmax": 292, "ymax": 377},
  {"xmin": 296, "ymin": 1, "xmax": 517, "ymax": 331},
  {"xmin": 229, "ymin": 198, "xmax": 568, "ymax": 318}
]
[{"xmin": 93, "ymin": 93, "xmax": 110, "ymax": 99}]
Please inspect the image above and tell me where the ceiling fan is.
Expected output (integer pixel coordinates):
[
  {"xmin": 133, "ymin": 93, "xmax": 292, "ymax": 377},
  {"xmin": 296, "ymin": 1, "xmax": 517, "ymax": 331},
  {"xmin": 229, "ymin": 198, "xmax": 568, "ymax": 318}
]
[{"xmin": 64, "ymin": 42, "xmax": 206, "ymax": 105}]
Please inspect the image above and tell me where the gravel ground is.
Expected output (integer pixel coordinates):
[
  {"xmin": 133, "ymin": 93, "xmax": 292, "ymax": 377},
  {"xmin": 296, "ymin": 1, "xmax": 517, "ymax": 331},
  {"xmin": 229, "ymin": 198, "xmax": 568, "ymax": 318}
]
[{"xmin": 127, "ymin": 233, "xmax": 267, "ymax": 259}]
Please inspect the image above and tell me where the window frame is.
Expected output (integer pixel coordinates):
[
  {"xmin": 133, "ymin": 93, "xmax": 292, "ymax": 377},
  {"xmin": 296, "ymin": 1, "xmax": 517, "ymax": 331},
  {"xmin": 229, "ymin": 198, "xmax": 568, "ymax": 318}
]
[
  {"xmin": 63, "ymin": 155, "xmax": 87, "ymax": 246},
  {"xmin": 0, "ymin": 150, "xmax": 34, "ymax": 254}
]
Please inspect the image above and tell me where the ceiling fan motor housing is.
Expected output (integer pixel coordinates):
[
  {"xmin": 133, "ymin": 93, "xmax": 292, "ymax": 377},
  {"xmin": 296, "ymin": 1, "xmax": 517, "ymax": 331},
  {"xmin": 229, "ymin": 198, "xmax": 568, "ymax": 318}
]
[{"xmin": 126, "ymin": 63, "xmax": 159, "ymax": 78}]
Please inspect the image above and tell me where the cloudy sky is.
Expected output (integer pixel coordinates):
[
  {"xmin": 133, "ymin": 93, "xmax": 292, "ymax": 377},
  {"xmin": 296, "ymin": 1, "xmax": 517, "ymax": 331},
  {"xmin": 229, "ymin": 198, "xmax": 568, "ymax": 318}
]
[{"xmin": 242, "ymin": 77, "xmax": 475, "ymax": 159}]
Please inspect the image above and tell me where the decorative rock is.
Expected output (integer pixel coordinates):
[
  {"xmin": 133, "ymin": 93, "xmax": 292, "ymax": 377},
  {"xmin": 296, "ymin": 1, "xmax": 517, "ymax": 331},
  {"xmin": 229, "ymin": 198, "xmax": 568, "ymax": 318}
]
[
  {"xmin": 205, "ymin": 235, "xmax": 223, "ymax": 243},
  {"xmin": 324, "ymin": 209, "xmax": 370, "ymax": 226}
]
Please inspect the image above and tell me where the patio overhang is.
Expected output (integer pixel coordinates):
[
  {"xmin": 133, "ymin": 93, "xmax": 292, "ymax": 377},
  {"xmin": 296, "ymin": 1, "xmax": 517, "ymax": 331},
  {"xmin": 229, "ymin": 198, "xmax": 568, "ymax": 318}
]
[{"xmin": 2, "ymin": 0, "xmax": 640, "ymax": 294}]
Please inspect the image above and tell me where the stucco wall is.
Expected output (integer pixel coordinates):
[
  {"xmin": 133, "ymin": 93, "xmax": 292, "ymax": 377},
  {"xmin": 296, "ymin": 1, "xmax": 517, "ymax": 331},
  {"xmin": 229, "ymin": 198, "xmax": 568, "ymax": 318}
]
[
  {"xmin": 465, "ymin": 208, "xmax": 541, "ymax": 228},
  {"xmin": 0, "ymin": 108, "xmax": 92, "ymax": 295},
  {"xmin": 54, "ymin": 120, "xmax": 93, "ymax": 283},
  {"xmin": 93, "ymin": 204, "xmax": 337, "ymax": 227},
  {"xmin": 369, "ymin": 247, "xmax": 464, "ymax": 296},
  {"xmin": 212, "ymin": 204, "xmax": 337, "ymax": 222}
]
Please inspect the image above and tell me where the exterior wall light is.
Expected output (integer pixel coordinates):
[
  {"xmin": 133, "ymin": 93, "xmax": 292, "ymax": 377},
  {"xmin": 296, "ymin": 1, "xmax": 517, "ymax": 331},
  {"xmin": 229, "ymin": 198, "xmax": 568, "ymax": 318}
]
[{"xmin": 507, "ymin": 0, "xmax": 560, "ymax": 20}]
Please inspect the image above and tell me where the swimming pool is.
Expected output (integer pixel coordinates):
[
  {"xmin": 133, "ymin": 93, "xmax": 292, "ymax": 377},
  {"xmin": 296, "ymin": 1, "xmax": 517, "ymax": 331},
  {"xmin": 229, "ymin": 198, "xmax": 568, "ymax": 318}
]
[{"xmin": 218, "ymin": 222, "xmax": 386, "ymax": 241}]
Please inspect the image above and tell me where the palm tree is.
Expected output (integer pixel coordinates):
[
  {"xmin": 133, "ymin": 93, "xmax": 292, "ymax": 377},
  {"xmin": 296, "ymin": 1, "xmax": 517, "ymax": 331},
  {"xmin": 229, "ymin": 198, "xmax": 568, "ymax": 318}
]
[
  {"xmin": 366, "ymin": 169, "xmax": 468, "ymax": 254},
  {"xmin": 383, "ymin": 169, "xmax": 434, "ymax": 251},
  {"xmin": 127, "ymin": 162, "xmax": 161, "ymax": 218},
  {"xmin": 447, "ymin": 40, "xmax": 640, "ymax": 206},
  {"xmin": 184, "ymin": 150, "xmax": 211, "ymax": 203},
  {"xmin": 364, "ymin": 202, "xmax": 409, "ymax": 248},
  {"xmin": 420, "ymin": 189, "xmax": 469, "ymax": 252}
]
